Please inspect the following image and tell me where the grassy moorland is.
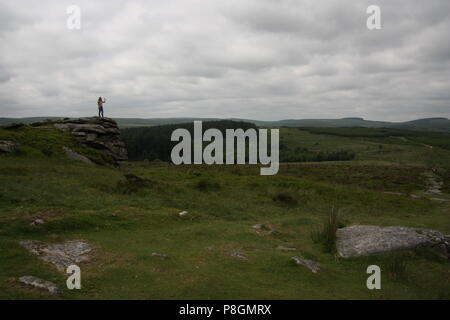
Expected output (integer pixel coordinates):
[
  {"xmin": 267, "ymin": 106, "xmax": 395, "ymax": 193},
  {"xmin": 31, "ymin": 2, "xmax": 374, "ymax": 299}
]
[{"xmin": 0, "ymin": 125, "xmax": 449, "ymax": 300}]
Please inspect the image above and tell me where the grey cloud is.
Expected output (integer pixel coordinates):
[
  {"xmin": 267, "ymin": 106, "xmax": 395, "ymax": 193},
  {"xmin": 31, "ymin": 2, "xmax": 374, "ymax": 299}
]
[{"xmin": 0, "ymin": 0, "xmax": 449, "ymax": 121}]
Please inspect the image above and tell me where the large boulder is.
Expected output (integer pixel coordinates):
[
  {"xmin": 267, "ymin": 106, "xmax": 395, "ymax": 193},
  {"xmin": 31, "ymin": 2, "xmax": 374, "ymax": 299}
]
[{"xmin": 336, "ymin": 225, "xmax": 450, "ymax": 258}]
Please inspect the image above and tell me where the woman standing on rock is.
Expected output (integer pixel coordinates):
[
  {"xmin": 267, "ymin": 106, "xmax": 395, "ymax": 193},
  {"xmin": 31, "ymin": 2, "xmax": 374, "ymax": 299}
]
[{"xmin": 97, "ymin": 97, "xmax": 106, "ymax": 118}]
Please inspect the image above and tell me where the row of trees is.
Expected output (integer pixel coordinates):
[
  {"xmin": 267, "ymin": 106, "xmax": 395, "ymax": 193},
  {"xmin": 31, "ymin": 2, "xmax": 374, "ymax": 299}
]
[
  {"xmin": 121, "ymin": 120, "xmax": 257, "ymax": 162},
  {"xmin": 121, "ymin": 121, "xmax": 356, "ymax": 163}
]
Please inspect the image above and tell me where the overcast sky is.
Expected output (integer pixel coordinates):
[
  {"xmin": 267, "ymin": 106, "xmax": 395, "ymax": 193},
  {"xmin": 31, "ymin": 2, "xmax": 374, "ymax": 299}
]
[{"xmin": 1, "ymin": 0, "xmax": 449, "ymax": 121}]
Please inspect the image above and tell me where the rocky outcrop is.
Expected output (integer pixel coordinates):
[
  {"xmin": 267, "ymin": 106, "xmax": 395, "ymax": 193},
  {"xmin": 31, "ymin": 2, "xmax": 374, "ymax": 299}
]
[
  {"xmin": 336, "ymin": 225, "xmax": 450, "ymax": 258},
  {"xmin": 18, "ymin": 276, "xmax": 59, "ymax": 294},
  {"xmin": 19, "ymin": 240, "xmax": 93, "ymax": 273},
  {"xmin": 63, "ymin": 146, "xmax": 95, "ymax": 165},
  {"xmin": 32, "ymin": 117, "xmax": 128, "ymax": 163},
  {"xmin": 0, "ymin": 140, "xmax": 18, "ymax": 153}
]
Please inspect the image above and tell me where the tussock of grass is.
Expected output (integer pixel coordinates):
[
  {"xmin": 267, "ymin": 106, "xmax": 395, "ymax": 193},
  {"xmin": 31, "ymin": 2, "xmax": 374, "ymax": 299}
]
[
  {"xmin": 194, "ymin": 179, "xmax": 221, "ymax": 192},
  {"xmin": 271, "ymin": 191, "xmax": 299, "ymax": 206},
  {"xmin": 116, "ymin": 173, "xmax": 154, "ymax": 194},
  {"xmin": 382, "ymin": 254, "xmax": 409, "ymax": 281},
  {"xmin": 310, "ymin": 208, "xmax": 343, "ymax": 253}
]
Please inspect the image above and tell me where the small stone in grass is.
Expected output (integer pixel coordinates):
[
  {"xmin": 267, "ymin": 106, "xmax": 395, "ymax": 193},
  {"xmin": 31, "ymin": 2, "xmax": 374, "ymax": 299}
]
[
  {"xmin": 30, "ymin": 219, "xmax": 45, "ymax": 226},
  {"xmin": 291, "ymin": 256, "xmax": 321, "ymax": 273},
  {"xmin": 276, "ymin": 246, "xmax": 296, "ymax": 251},
  {"xmin": 152, "ymin": 252, "xmax": 169, "ymax": 259},
  {"xmin": 230, "ymin": 251, "xmax": 248, "ymax": 260},
  {"xmin": 252, "ymin": 224, "xmax": 266, "ymax": 230}
]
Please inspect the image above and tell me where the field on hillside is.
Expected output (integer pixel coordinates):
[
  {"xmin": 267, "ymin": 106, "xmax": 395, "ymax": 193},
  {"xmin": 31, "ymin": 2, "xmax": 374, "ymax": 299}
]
[{"xmin": 0, "ymin": 125, "xmax": 449, "ymax": 299}]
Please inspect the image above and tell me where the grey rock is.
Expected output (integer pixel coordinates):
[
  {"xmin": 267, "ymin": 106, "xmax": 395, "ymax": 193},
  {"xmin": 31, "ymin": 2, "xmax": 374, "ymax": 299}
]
[
  {"xmin": 85, "ymin": 133, "xmax": 98, "ymax": 141},
  {"xmin": 230, "ymin": 251, "xmax": 248, "ymax": 260},
  {"xmin": 63, "ymin": 147, "xmax": 95, "ymax": 165},
  {"xmin": 423, "ymin": 171, "xmax": 443, "ymax": 195},
  {"xmin": 252, "ymin": 223, "xmax": 280, "ymax": 236},
  {"xmin": 34, "ymin": 117, "xmax": 128, "ymax": 164},
  {"xmin": 336, "ymin": 225, "xmax": 450, "ymax": 258},
  {"xmin": 291, "ymin": 256, "xmax": 321, "ymax": 273},
  {"xmin": 0, "ymin": 140, "xmax": 18, "ymax": 153},
  {"xmin": 383, "ymin": 192, "xmax": 403, "ymax": 196},
  {"xmin": 276, "ymin": 246, "xmax": 297, "ymax": 251},
  {"xmin": 30, "ymin": 219, "xmax": 45, "ymax": 226},
  {"xmin": 72, "ymin": 131, "xmax": 87, "ymax": 137},
  {"xmin": 429, "ymin": 197, "xmax": 450, "ymax": 202},
  {"xmin": 19, "ymin": 240, "xmax": 92, "ymax": 272},
  {"xmin": 151, "ymin": 252, "xmax": 169, "ymax": 259},
  {"xmin": 18, "ymin": 276, "xmax": 59, "ymax": 294},
  {"xmin": 252, "ymin": 224, "xmax": 266, "ymax": 230}
]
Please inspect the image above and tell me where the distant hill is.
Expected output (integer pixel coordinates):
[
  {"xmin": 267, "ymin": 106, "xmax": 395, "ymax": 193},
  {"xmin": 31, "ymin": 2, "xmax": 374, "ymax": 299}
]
[
  {"xmin": 389, "ymin": 118, "xmax": 450, "ymax": 133},
  {"xmin": 1, "ymin": 116, "xmax": 449, "ymax": 133}
]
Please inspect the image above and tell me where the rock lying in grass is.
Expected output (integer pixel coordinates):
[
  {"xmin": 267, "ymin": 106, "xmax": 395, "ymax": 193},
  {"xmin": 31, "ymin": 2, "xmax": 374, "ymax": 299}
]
[
  {"xmin": 276, "ymin": 246, "xmax": 296, "ymax": 251},
  {"xmin": 423, "ymin": 171, "xmax": 443, "ymax": 195},
  {"xmin": 0, "ymin": 140, "xmax": 18, "ymax": 153},
  {"xmin": 336, "ymin": 225, "xmax": 450, "ymax": 258},
  {"xmin": 429, "ymin": 197, "xmax": 450, "ymax": 202},
  {"xmin": 178, "ymin": 211, "xmax": 189, "ymax": 216},
  {"xmin": 29, "ymin": 218, "xmax": 45, "ymax": 226},
  {"xmin": 252, "ymin": 224, "xmax": 265, "ymax": 230},
  {"xmin": 18, "ymin": 276, "xmax": 59, "ymax": 294},
  {"xmin": 63, "ymin": 146, "xmax": 95, "ymax": 165},
  {"xmin": 252, "ymin": 224, "xmax": 281, "ymax": 236},
  {"xmin": 19, "ymin": 240, "xmax": 93, "ymax": 272},
  {"xmin": 291, "ymin": 257, "xmax": 321, "ymax": 273},
  {"xmin": 383, "ymin": 191, "xmax": 403, "ymax": 196},
  {"xmin": 152, "ymin": 253, "xmax": 167, "ymax": 258},
  {"xmin": 230, "ymin": 251, "xmax": 248, "ymax": 260}
]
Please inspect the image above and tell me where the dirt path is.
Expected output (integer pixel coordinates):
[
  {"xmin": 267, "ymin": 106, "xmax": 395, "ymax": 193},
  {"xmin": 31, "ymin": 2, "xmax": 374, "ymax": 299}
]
[
  {"xmin": 393, "ymin": 136, "xmax": 434, "ymax": 149},
  {"xmin": 384, "ymin": 170, "xmax": 449, "ymax": 202},
  {"xmin": 423, "ymin": 171, "xmax": 443, "ymax": 195}
]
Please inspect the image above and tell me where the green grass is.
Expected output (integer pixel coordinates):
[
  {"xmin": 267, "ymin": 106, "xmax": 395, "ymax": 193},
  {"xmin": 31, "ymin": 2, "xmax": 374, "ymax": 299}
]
[{"xmin": 0, "ymin": 126, "xmax": 449, "ymax": 299}]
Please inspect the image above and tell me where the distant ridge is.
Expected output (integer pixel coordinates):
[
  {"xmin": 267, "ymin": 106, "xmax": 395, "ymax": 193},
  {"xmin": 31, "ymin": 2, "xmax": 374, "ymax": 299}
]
[{"xmin": 1, "ymin": 116, "xmax": 449, "ymax": 133}]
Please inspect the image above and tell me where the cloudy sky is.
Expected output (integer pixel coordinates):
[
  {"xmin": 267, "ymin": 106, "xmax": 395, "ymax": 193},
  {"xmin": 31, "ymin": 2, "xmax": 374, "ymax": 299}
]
[{"xmin": 1, "ymin": 0, "xmax": 449, "ymax": 121}]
